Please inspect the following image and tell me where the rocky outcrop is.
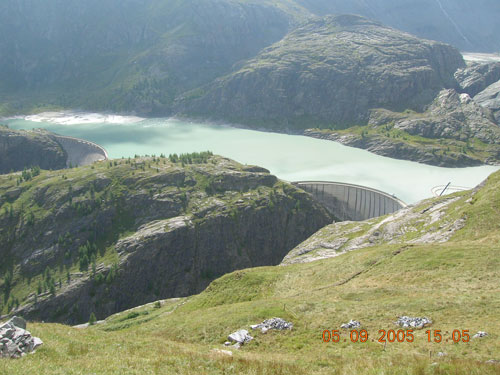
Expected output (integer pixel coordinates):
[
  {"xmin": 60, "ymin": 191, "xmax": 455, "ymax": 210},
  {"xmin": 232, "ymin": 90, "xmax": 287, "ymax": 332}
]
[
  {"xmin": 250, "ymin": 318, "xmax": 293, "ymax": 333},
  {"xmin": 0, "ymin": 127, "xmax": 67, "ymax": 173},
  {"xmin": 454, "ymin": 60, "xmax": 500, "ymax": 124},
  {"xmin": 455, "ymin": 62, "xmax": 500, "ymax": 97},
  {"xmin": 0, "ymin": 316, "xmax": 43, "ymax": 358},
  {"xmin": 474, "ymin": 80, "xmax": 500, "ymax": 124},
  {"xmin": 178, "ymin": 15, "xmax": 464, "ymax": 130},
  {"xmin": 224, "ymin": 318, "xmax": 293, "ymax": 348},
  {"xmin": 0, "ymin": 155, "xmax": 331, "ymax": 324},
  {"xmin": 396, "ymin": 316, "xmax": 432, "ymax": 329},
  {"xmin": 340, "ymin": 320, "xmax": 361, "ymax": 329},
  {"xmin": 392, "ymin": 90, "xmax": 500, "ymax": 145}
]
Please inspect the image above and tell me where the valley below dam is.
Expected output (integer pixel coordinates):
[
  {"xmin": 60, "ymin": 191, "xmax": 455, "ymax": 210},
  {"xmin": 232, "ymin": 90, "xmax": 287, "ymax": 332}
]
[{"xmin": 4, "ymin": 112, "xmax": 499, "ymax": 204}]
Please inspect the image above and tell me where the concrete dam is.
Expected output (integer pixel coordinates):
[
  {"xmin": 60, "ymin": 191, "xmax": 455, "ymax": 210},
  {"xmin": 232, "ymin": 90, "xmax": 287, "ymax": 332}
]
[
  {"xmin": 294, "ymin": 181, "xmax": 406, "ymax": 221},
  {"xmin": 51, "ymin": 135, "xmax": 108, "ymax": 167}
]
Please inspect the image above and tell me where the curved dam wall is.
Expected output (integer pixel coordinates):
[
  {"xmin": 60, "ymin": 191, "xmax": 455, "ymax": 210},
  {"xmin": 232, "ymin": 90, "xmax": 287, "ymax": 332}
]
[
  {"xmin": 294, "ymin": 181, "xmax": 407, "ymax": 221},
  {"xmin": 52, "ymin": 135, "xmax": 108, "ymax": 167}
]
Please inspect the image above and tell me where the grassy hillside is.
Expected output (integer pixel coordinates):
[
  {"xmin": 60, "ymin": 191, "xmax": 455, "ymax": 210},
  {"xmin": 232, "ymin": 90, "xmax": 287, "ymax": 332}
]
[{"xmin": 1, "ymin": 170, "xmax": 499, "ymax": 374}]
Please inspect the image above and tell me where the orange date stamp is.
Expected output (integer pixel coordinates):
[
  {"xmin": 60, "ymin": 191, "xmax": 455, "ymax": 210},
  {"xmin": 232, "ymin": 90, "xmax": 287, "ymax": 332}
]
[{"xmin": 322, "ymin": 329, "xmax": 471, "ymax": 344}]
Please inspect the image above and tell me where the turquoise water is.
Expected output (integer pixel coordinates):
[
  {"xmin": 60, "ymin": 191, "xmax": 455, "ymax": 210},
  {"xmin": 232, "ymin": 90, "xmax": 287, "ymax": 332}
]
[{"xmin": 5, "ymin": 114, "xmax": 499, "ymax": 204}]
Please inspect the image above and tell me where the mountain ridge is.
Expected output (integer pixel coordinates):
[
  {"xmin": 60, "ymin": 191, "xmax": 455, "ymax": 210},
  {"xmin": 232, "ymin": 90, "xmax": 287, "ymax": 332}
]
[{"xmin": 176, "ymin": 14, "xmax": 465, "ymax": 130}]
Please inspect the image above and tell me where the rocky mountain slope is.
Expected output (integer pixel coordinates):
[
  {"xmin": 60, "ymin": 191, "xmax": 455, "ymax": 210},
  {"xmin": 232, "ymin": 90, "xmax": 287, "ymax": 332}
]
[
  {"xmin": 0, "ymin": 154, "xmax": 331, "ymax": 323},
  {"xmin": 1, "ymin": 166, "xmax": 499, "ymax": 374},
  {"xmin": 1, "ymin": 0, "xmax": 500, "ymax": 116},
  {"xmin": 178, "ymin": 15, "xmax": 464, "ymax": 130},
  {"xmin": 0, "ymin": 126, "xmax": 67, "ymax": 173},
  {"xmin": 0, "ymin": 0, "xmax": 294, "ymax": 115}
]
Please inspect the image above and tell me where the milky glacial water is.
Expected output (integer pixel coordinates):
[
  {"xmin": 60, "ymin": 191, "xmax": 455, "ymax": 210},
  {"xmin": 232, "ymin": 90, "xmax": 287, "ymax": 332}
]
[{"xmin": 4, "ymin": 113, "xmax": 499, "ymax": 204}]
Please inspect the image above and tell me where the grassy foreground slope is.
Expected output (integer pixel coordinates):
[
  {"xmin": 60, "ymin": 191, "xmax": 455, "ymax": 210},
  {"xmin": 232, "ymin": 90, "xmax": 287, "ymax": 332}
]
[{"xmin": 1, "ymin": 171, "xmax": 500, "ymax": 374}]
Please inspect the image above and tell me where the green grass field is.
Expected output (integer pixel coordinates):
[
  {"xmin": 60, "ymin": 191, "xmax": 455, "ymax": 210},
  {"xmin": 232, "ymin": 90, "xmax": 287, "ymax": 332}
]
[{"xmin": 1, "ymin": 171, "xmax": 500, "ymax": 374}]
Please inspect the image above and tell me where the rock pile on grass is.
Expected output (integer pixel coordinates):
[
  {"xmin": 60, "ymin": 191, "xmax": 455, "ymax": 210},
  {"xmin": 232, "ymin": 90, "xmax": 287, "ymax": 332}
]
[
  {"xmin": 0, "ymin": 316, "xmax": 43, "ymax": 358},
  {"xmin": 396, "ymin": 316, "xmax": 432, "ymax": 329},
  {"xmin": 251, "ymin": 318, "xmax": 293, "ymax": 333},
  {"xmin": 473, "ymin": 331, "xmax": 488, "ymax": 338},
  {"xmin": 225, "ymin": 317, "xmax": 293, "ymax": 349},
  {"xmin": 225, "ymin": 329, "xmax": 253, "ymax": 349},
  {"xmin": 341, "ymin": 320, "xmax": 361, "ymax": 329}
]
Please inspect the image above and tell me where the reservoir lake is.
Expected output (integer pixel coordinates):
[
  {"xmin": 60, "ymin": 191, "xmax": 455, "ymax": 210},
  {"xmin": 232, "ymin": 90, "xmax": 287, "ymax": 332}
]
[{"xmin": 5, "ymin": 113, "xmax": 499, "ymax": 204}]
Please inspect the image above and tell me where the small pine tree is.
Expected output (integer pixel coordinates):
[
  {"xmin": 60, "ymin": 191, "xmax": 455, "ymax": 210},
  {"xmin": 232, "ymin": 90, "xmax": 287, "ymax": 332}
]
[
  {"xmin": 49, "ymin": 281, "xmax": 56, "ymax": 297},
  {"xmin": 89, "ymin": 312, "xmax": 97, "ymax": 326}
]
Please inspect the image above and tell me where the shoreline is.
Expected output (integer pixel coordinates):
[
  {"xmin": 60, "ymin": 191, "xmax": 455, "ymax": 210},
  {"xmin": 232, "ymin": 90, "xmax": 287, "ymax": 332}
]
[{"xmin": 6, "ymin": 110, "xmax": 500, "ymax": 169}]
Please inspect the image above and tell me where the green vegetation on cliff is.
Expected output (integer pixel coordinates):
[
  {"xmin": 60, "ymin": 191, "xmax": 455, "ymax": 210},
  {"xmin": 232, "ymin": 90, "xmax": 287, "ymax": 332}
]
[{"xmin": 0, "ymin": 154, "xmax": 331, "ymax": 323}]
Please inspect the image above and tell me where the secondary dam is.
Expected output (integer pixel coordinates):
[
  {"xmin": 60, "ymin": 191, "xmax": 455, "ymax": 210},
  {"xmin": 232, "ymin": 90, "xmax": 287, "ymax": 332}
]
[{"xmin": 294, "ymin": 181, "xmax": 406, "ymax": 221}]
